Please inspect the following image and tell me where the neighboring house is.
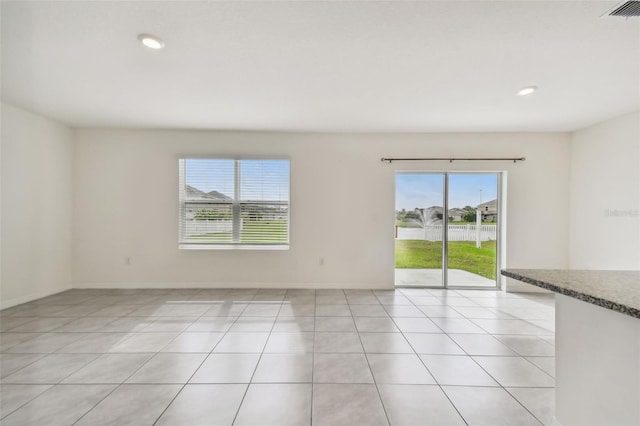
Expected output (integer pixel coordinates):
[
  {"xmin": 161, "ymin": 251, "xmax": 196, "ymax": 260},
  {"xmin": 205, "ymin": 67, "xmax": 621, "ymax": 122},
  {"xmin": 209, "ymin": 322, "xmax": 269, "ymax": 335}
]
[
  {"xmin": 414, "ymin": 204, "xmax": 496, "ymax": 224},
  {"xmin": 185, "ymin": 186, "xmax": 287, "ymax": 221},
  {"xmin": 477, "ymin": 199, "xmax": 498, "ymax": 222},
  {"xmin": 448, "ymin": 208, "xmax": 466, "ymax": 222}
]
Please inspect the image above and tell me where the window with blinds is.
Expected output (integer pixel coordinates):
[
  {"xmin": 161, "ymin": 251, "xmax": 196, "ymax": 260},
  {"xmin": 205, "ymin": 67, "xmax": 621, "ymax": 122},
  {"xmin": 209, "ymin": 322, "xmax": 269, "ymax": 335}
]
[{"xmin": 179, "ymin": 158, "xmax": 290, "ymax": 249}]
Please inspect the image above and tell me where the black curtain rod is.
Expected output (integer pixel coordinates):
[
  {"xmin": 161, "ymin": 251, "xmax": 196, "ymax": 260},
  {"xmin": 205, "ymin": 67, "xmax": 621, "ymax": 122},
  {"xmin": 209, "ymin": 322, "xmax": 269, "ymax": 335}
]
[{"xmin": 380, "ymin": 157, "xmax": 526, "ymax": 164}]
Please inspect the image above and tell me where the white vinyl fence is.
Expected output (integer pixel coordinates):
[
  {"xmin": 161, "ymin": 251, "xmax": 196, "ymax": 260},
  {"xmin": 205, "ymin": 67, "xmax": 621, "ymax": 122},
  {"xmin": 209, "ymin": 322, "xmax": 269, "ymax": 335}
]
[
  {"xmin": 397, "ymin": 225, "xmax": 496, "ymax": 242},
  {"xmin": 185, "ymin": 220, "xmax": 237, "ymax": 235}
]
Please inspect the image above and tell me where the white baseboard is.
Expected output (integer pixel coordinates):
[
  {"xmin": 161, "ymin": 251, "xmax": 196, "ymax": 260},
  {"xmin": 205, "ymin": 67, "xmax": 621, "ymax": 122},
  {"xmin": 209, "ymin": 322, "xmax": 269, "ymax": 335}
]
[
  {"xmin": 1, "ymin": 285, "xmax": 73, "ymax": 310},
  {"xmin": 73, "ymin": 281, "xmax": 395, "ymax": 290}
]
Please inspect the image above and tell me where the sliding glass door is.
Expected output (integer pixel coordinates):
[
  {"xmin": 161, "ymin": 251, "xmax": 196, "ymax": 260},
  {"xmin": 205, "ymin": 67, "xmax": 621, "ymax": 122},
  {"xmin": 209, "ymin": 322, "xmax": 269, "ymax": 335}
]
[
  {"xmin": 395, "ymin": 172, "xmax": 500, "ymax": 289},
  {"xmin": 446, "ymin": 173, "xmax": 499, "ymax": 288},
  {"xmin": 394, "ymin": 174, "xmax": 445, "ymax": 287}
]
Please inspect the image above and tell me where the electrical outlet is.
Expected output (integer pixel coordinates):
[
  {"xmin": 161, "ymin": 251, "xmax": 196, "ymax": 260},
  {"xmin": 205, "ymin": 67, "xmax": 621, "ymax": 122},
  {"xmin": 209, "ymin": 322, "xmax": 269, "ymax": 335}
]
[
  {"xmin": 125, "ymin": 256, "xmax": 131, "ymax": 265},
  {"xmin": 320, "ymin": 257, "xmax": 325, "ymax": 266}
]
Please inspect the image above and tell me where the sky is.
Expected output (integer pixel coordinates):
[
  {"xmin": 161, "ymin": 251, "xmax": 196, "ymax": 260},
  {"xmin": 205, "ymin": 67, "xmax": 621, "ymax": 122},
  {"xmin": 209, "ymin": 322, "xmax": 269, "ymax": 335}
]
[
  {"xmin": 395, "ymin": 173, "xmax": 497, "ymax": 211},
  {"xmin": 185, "ymin": 159, "xmax": 289, "ymax": 201},
  {"xmin": 186, "ymin": 162, "xmax": 494, "ymax": 208}
]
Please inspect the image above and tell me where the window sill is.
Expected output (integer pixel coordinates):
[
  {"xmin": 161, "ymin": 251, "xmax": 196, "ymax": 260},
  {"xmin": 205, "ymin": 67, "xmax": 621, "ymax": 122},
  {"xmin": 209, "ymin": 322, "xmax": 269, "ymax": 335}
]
[{"xmin": 179, "ymin": 244, "xmax": 289, "ymax": 251}]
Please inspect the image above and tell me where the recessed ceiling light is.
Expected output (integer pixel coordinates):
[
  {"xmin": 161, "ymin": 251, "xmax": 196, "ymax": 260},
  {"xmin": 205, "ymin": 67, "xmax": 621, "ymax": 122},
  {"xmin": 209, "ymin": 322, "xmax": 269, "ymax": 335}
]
[
  {"xmin": 517, "ymin": 86, "xmax": 538, "ymax": 96},
  {"xmin": 138, "ymin": 34, "xmax": 165, "ymax": 50}
]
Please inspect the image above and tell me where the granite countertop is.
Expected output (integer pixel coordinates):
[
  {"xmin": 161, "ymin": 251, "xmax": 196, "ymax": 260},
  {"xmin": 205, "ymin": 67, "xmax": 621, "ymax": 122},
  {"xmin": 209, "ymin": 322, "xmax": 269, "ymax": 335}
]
[{"xmin": 501, "ymin": 269, "xmax": 640, "ymax": 319}]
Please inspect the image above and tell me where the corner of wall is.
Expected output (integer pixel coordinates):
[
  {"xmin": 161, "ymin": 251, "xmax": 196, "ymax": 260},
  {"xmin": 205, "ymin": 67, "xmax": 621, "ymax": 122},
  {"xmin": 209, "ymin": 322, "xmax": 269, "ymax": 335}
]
[
  {"xmin": 568, "ymin": 111, "xmax": 640, "ymax": 270},
  {"xmin": 1, "ymin": 103, "xmax": 75, "ymax": 308}
]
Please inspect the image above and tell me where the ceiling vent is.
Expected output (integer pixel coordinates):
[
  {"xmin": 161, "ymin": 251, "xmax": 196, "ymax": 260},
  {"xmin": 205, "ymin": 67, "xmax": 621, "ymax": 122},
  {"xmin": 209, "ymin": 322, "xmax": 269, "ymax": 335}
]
[{"xmin": 607, "ymin": 1, "xmax": 640, "ymax": 17}]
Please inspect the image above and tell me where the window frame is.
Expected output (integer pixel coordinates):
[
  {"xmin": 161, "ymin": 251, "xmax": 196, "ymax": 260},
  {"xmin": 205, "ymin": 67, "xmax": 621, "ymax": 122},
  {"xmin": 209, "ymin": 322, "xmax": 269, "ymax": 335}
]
[{"xmin": 178, "ymin": 156, "xmax": 291, "ymax": 250}]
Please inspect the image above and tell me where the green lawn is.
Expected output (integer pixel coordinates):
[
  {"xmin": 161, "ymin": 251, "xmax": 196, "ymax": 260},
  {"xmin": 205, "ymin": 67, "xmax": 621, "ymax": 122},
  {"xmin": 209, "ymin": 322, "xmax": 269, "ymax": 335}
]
[
  {"xmin": 395, "ymin": 220, "xmax": 422, "ymax": 228},
  {"xmin": 396, "ymin": 239, "xmax": 496, "ymax": 279},
  {"xmin": 242, "ymin": 221, "xmax": 287, "ymax": 242}
]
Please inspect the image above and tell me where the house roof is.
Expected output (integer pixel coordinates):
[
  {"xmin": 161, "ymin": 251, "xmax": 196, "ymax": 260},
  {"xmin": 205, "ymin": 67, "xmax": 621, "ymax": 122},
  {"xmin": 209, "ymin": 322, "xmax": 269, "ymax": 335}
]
[{"xmin": 477, "ymin": 199, "xmax": 497, "ymax": 208}]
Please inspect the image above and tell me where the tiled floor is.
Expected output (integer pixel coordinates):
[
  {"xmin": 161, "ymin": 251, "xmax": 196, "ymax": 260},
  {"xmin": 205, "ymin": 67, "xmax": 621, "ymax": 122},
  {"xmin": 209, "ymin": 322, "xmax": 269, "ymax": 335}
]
[{"xmin": 0, "ymin": 288, "xmax": 556, "ymax": 425}]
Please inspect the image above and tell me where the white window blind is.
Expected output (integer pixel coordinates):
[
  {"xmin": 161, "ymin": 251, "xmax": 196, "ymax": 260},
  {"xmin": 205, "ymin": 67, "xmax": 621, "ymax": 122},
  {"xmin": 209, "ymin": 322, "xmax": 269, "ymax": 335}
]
[{"xmin": 179, "ymin": 158, "xmax": 290, "ymax": 249}]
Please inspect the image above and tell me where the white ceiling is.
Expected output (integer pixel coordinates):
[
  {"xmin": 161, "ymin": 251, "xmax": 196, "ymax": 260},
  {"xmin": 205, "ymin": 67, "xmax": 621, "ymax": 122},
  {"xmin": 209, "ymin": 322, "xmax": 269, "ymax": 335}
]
[{"xmin": 1, "ymin": 1, "xmax": 639, "ymax": 132}]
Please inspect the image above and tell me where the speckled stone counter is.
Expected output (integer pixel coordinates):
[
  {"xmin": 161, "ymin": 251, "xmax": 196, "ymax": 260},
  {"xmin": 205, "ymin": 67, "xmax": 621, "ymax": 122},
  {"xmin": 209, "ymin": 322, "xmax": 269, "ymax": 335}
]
[
  {"xmin": 502, "ymin": 268, "xmax": 640, "ymax": 426},
  {"xmin": 501, "ymin": 269, "xmax": 640, "ymax": 319}
]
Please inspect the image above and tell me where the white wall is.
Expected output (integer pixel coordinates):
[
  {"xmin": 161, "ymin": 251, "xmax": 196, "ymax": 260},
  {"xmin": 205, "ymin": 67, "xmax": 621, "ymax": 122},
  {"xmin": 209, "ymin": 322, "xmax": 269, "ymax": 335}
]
[
  {"xmin": 555, "ymin": 294, "xmax": 640, "ymax": 426},
  {"xmin": 570, "ymin": 112, "xmax": 640, "ymax": 270},
  {"xmin": 1, "ymin": 103, "xmax": 74, "ymax": 308},
  {"xmin": 4, "ymin": 106, "xmax": 635, "ymax": 298},
  {"xmin": 73, "ymin": 130, "xmax": 570, "ymax": 290}
]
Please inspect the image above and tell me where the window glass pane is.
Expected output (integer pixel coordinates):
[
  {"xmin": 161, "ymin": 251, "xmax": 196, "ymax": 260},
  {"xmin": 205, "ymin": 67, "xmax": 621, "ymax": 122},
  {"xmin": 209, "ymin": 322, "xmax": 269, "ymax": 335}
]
[
  {"xmin": 240, "ymin": 203, "xmax": 289, "ymax": 244},
  {"xmin": 184, "ymin": 159, "xmax": 235, "ymax": 201},
  {"xmin": 239, "ymin": 160, "xmax": 289, "ymax": 202},
  {"xmin": 180, "ymin": 158, "xmax": 290, "ymax": 247},
  {"xmin": 182, "ymin": 203, "xmax": 234, "ymax": 243}
]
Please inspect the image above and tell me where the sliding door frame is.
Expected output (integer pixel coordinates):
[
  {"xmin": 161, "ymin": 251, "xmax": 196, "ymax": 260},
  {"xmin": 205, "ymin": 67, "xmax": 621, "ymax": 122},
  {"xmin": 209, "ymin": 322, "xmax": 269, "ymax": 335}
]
[{"xmin": 394, "ymin": 171, "xmax": 503, "ymax": 290}]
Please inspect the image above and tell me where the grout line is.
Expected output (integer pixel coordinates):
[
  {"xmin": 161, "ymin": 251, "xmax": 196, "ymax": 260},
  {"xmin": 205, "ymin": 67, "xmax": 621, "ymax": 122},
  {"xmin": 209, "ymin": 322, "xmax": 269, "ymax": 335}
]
[
  {"xmin": 502, "ymin": 386, "xmax": 554, "ymax": 425},
  {"xmin": 0, "ymin": 353, "xmax": 49, "ymax": 383},
  {"xmin": 0, "ymin": 382, "xmax": 53, "ymax": 420},
  {"xmin": 151, "ymin": 293, "xmax": 252, "ymax": 425},
  {"xmin": 70, "ymin": 377, "xmax": 122, "ymax": 425},
  {"xmin": 306, "ymin": 289, "xmax": 316, "ymax": 426},
  {"xmin": 150, "ymin": 295, "xmax": 251, "ymax": 425},
  {"xmin": 399, "ymin": 287, "xmax": 550, "ymax": 425},
  {"xmin": 2, "ymin": 288, "xmax": 555, "ymax": 426},
  {"xmin": 282, "ymin": 290, "xmax": 319, "ymax": 424},
  {"xmin": 392, "ymin": 287, "xmax": 470, "ymax": 425},
  {"xmin": 76, "ymin": 295, "xmax": 240, "ymax": 426},
  {"xmin": 229, "ymin": 292, "xmax": 282, "ymax": 426},
  {"xmin": 348, "ymin": 292, "xmax": 392, "ymax": 426}
]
